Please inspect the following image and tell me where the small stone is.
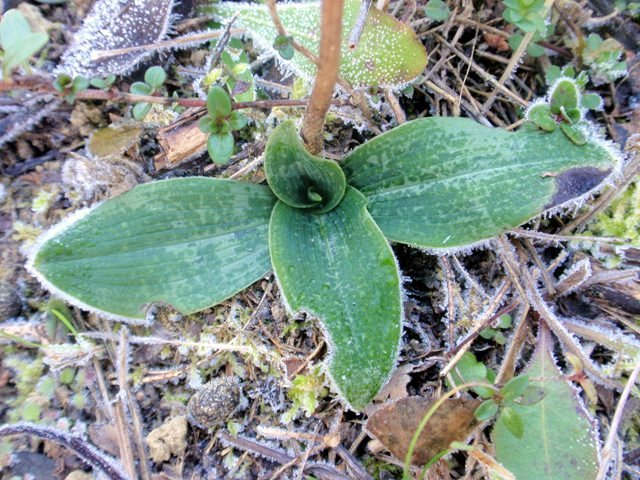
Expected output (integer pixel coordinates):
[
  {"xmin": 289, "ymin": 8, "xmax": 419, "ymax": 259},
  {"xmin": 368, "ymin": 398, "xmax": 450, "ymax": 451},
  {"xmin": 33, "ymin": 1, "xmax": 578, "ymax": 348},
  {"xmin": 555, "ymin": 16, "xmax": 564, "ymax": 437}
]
[
  {"xmin": 64, "ymin": 471, "xmax": 94, "ymax": 480},
  {"xmin": 146, "ymin": 416, "xmax": 188, "ymax": 464},
  {"xmin": 187, "ymin": 377, "xmax": 240, "ymax": 430},
  {"xmin": 0, "ymin": 282, "xmax": 21, "ymax": 320}
]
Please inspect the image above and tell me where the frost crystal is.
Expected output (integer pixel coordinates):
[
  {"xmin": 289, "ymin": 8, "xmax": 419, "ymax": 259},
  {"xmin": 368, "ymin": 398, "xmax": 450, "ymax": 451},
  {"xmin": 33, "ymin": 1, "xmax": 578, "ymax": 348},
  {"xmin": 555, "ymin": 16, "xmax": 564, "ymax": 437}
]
[{"xmin": 59, "ymin": 0, "xmax": 176, "ymax": 77}]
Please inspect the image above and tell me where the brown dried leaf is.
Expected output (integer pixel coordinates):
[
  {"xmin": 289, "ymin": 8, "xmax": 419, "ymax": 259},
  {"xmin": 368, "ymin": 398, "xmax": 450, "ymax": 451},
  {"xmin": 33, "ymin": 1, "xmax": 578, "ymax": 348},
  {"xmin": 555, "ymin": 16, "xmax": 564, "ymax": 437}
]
[
  {"xmin": 88, "ymin": 125, "xmax": 143, "ymax": 159},
  {"xmin": 366, "ymin": 396, "xmax": 481, "ymax": 465}
]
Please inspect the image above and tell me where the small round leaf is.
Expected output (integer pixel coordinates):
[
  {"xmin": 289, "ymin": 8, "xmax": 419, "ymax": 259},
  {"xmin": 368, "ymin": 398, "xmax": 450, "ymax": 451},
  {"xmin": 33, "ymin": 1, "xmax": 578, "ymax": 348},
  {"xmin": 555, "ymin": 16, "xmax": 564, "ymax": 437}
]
[
  {"xmin": 144, "ymin": 66, "xmax": 167, "ymax": 89},
  {"xmin": 132, "ymin": 102, "xmax": 152, "ymax": 120},
  {"xmin": 207, "ymin": 132, "xmax": 234, "ymax": 165},
  {"xmin": 130, "ymin": 81, "xmax": 152, "ymax": 96}
]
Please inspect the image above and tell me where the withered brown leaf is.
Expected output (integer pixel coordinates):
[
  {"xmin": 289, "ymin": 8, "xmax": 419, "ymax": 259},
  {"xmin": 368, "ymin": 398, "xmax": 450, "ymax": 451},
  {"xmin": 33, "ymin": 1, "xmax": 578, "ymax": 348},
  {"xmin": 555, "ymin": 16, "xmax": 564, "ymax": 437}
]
[{"xmin": 366, "ymin": 396, "xmax": 481, "ymax": 465}]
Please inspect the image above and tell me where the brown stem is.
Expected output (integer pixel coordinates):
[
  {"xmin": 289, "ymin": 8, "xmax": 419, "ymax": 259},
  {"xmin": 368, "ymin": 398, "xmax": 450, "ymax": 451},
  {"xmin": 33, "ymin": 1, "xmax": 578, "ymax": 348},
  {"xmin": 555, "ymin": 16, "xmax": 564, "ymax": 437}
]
[
  {"xmin": 301, "ymin": 0, "xmax": 345, "ymax": 154},
  {"xmin": 0, "ymin": 76, "xmax": 347, "ymax": 110},
  {"xmin": 0, "ymin": 422, "xmax": 128, "ymax": 480}
]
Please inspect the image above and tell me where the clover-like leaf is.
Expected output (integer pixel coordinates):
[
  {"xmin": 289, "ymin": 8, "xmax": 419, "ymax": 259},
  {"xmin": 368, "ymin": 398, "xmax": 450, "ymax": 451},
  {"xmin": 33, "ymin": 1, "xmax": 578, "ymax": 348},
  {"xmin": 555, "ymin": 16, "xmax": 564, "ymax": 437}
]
[
  {"xmin": 492, "ymin": 328, "xmax": 600, "ymax": 479},
  {"xmin": 265, "ymin": 121, "xmax": 346, "ymax": 214},
  {"xmin": 144, "ymin": 66, "xmax": 166, "ymax": 89},
  {"xmin": 132, "ymin": 102, "xmax": 152, "ymax": 121},
  {"xmin": 342, "ymin": 117, "xmax": 618, "ymax": 250},
  {"xmin": 550, "ymin": 78, "xmax": 579, "ymax": 116},
  {"xmin": 212, "ymin": 0, "xmax": 427, "ymax": 87},
  {"xmin": 527, "ymin": 103, "xmax": 556, "ymax": 132},
  {"xmin": 28, "ymin": 178, "xmax": 276, "ymax": 322},
  {"xmin": 269, "ymin": 187, "xmax": 402, "ymax": 410}
]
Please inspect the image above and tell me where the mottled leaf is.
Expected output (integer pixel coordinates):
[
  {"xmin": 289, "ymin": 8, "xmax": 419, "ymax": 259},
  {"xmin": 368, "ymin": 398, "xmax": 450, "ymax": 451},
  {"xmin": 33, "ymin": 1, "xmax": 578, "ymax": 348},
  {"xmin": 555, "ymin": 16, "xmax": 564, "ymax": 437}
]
[
  {"xmin": 59, "ymin": 0, "xmax": 175, "ymax": 77},
  {"xmin": 28, "ymin": 178, "xmax": 276, "ymax": 321},
  {"xmin": 367, "ymin": 397, "xmax": 481, "ymax": 465},
  {"xmin": 264, "ymin": 121, "xmax": 346, "ymax": 213},
  {"xmin": 212, "ymin": 0, "xmax": 427, "ymax": 87},
  {"xmin": 493, "ymin": 329, "xmax": 600, "ymax": 479},
  {"xmin": 269, "ymin": 187, "xmax": 402, "ymax": 410},
  {"xmin": 342, "ymin": 117, "xmax": 618, "ymax": 250}
]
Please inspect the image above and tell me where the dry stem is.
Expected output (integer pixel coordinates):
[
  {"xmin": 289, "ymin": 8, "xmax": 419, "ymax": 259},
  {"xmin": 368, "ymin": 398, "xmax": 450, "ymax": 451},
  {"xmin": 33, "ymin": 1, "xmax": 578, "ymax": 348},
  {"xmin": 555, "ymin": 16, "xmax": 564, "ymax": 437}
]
[{"xmin": 301, "ymin": 0, "xmax": 345, "ymax": 154}]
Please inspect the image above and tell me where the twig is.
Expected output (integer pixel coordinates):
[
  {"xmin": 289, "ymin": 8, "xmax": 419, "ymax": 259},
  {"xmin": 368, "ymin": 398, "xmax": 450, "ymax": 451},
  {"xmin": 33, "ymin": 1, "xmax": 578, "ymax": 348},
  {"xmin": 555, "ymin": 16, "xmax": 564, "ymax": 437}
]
[
  {"xmin": 480, "ymin": 0, "xmax": 555, "ymax": 114},
  {"xmin": 433, "ymin": 34, "xmax": 529, "ymax": 107},
  {"xmin": 218, "ymin": 432, "xmax": 350, "ymax": 480},
  {"xmin": 301, "ymin": 0, "xmax": 345, "ymax": 154},
  {"xmin": 495, "ymin": 305, "xmax": 531, "ymax": 383},
  {"xmin": 348, "ymin": 0, "xmax": 372, "ymax": 49},
  {"xmin": 596, "ymin": 361, "xmax": 640, "ymax": 480},
  {"xmin": 91, "ymin": 29, "xmax": 245, "ymax": 60},
  {"xmin": 440, "ymin": 257, "xmax": 457, "ymax": 348},
  {"xmin": 0, "ymin": 422, "xmax": 128, "ymax": 480},
  {"xmin": 383, "ymin": 87, "xmax": 407, "ymax": 124}
]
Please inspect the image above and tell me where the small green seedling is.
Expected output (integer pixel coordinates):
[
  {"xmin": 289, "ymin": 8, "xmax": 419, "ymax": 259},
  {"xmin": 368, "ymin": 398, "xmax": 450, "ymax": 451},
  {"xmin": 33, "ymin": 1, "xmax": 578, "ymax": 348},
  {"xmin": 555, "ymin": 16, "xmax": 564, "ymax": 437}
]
[
  {"xmin": 475, "ymin": 375, "xmax": 546, "ymax": 438},
  {"xmin": 130, "ymin": 65, "xmax": 166, "ymax": 120},
  {"xmin": 198, "ymin": 86, "xmax": 247, "ymax": 165},
  {"xmin": 0, "ymin": 9, "xmax": 49, "ymax": 78},
  {"xmin": 424, "ymin": 0, "xmax": 451, "ymax": 22},
  {"xmin": 581, "ymin": 33, "xmax": 627, "ymax": 85},
  {"xmin": 526, "ymin": 73, "xmax": 603, "ymax": 145},
  {"xmin": 53, "ymin": 74, "xmax": 90, "ymax": 104},
  {"xmin": 479, "ymin": 314, "xmax": 512, "ymax": 345},
  {"xmin": 502, "ymin": 0, "xmax": 547, "ymax": 34},
  {"xmin": 273, "ymin": 34, "xmax": 295, "ymax": 60},
  {"xmin": 28, "ymin": 112, "xmax": 618, "ymax": 410}
]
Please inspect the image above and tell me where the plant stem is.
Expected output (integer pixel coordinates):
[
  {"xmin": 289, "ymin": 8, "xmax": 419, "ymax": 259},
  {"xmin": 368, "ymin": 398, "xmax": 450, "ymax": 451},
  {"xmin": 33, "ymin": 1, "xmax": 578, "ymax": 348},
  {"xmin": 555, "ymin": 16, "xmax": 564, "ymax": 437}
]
[
  {"xmin": 0, "ymin": 422, "xmax": 128, "ymax": 480},
  {"xmin": 301, "ymin": 0, "xmax": 345, "ymax": 154},
  {"xmin": 0, "ymin": 76, "xmax": 347, "ymax": 110}
]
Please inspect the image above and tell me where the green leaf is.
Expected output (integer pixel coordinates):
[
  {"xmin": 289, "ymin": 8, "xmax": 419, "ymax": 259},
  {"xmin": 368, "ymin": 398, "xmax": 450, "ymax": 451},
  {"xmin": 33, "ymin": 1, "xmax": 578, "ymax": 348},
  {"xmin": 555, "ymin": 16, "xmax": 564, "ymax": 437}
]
[
  {"xmin": 560, "ymin": 123, "xmax": 587, "ymax": 145},
  {"xmin": 492, "ymin": 331, "xmax": 599, "ymax": 479},
  {"xmin": 269, "ymin": 187, "xmax": 402, "ymax": 410},
  {"xmin": 144, "ymin": 66, "xmax": 166, "ymax": 89},
  {"xmin": 72, "ymin": 76, "xmax": 90, "ymax": 93},
  {"xmin": 342, "ymin": 117, "xmax": 618, "ymax": 250},
  {"xmin": 500, "ymin": 375, "xmax": 529, "ymax": 401},
  {"xmin": 221, "ymin": 51, "xmax": 256, "ymax": 103},
  {"xmin": 264, "ymin": 121, "xmax": 346, "ymax": 213},
  {"xmin": 212, "ymin": 0, "xmax": 427, "ymax": 87},
  {"xmin": 424, "ymin": 0, "xmax": 451, "ymax": 21},
  {"xmin": 29, "ymin": 178, "xmax": 276, "ymax": 321},
  {"xmin": 446, "ymin": 351, "xmax": 494, "ymax": 398},
  {"xmin": 130, "ymin": 82, "xmax": 152, "ymax": 95},
  {"xmin": 581, "ymin": 93, "xmax": 603, "ymax": 110},
  {"xmin": 0, "ymin": 10, "xmax": 32, "ymax": 51},
  {"xmin": 527, "ymin": 103, "xmax": 557, "ymax": 132},
  {"xmin": 2, "ymin": 32, "xmax": 48, "ymax": 74},
  {"xmin": 229, "ymin": 111, "xmax": 248, "ymax": 131},
  {"xmin": 132, "ymin": 102, "xmax": 152, "ymax": 121},
  {"xmin": 207, "ymin": 85, "xmax": 232, "ymax": 118},
  {"xmin": 500, "ymin": 406, "xmax": 525, "ymax": 438},
  {"xmin": 474, "ymin": 399, "xmax": 499, "ymax": 421},
  {"xmin": 207, "ymin": 132, "xmax": 235, "ymax": 165},
  {"xmin": 550, "ymin": 78, "xmax": 579, "ymax": 115}
]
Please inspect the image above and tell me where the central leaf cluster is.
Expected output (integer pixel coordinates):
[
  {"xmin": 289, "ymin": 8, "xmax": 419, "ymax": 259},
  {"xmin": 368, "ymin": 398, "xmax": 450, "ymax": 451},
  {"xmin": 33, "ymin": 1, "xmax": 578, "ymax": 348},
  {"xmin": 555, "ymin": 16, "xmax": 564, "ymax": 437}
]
[{"xmin": 265, "ymin": 121, "xmax": 346, "ymax": 214}]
